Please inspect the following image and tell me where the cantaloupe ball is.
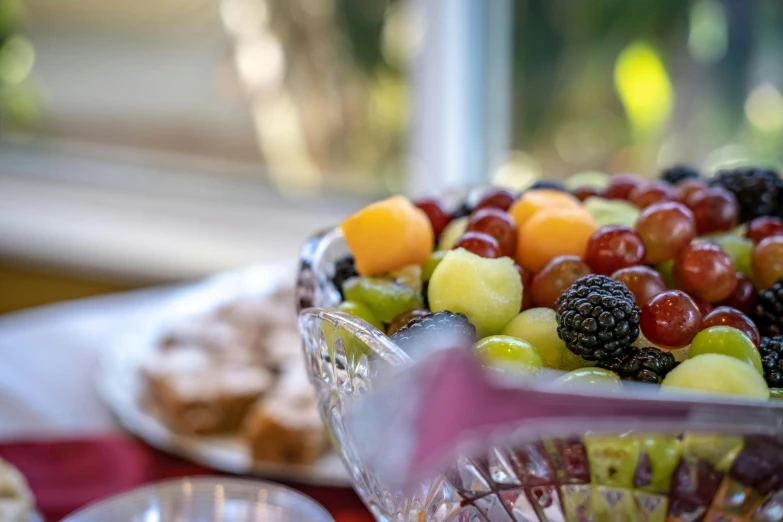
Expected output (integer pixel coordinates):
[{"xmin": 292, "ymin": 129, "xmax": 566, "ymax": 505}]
[
  {"xmin": 340, "ymin": 196, "xmax": 434, "ymax": 276},
  {"xmin": 508, "ymin": 189, "xmax": 581, "ymax": 230},
  {"xmin": 516, "ymin": 207, "xmax": 597, "ymax": 272}
]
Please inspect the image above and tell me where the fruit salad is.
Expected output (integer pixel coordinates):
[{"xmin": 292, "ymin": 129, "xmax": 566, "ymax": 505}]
[
  {"xmin": 330, "ymin": 166, "xmax": 783, "ymax": 400},
  {"xmin": 315, "ymin": 166, "xmax": 783, "ymax": 519}
]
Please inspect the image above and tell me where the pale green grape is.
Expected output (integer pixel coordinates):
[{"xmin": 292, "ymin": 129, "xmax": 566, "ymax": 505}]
[
  {"xmin": 554, "ymin": 368, "xmax": 622, "ymax": 390},
  {"xmin": 436, "ymin": 216, "xmax": 468, "ymax": 250},
  {"xmin": 502, "ymin": 308, "xmax": 594, "ymax": 370},
  {"xmin": 688, "ymin": 326, "xmax": 763, "ymax": 375},
  {"xmin": 474, "ymin": 335, "xmax": 543, "ymax": 374}
]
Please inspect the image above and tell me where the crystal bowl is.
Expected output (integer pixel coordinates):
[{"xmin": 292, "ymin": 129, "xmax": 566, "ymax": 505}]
[{"xmin": 296, "ymin": 227, "xmax": 783, "ymax": 522}]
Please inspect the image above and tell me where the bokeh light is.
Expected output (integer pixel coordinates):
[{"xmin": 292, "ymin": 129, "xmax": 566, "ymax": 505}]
[
  {"xmin": 0, "ymin": 35, "xmax": 34, "ymax": 85},
  {"xmin": 491, "ymin": 151, "xmax": 541, "ymax": 190},
  {"xmin": 688, "ymin": 0, "xmax": 727, "ymax": 64},
  {"xmin": 745, "ymin": 83, "xmax": 783, "ymax": 133},
  {"xmin": 614, "ymin": 41, "xmax": 674, "ymax": 140},
  {"xmin": 381, "ymin": 1, "xmax": 424, "ymax": 68},
  {"xmin": 234, "ymin": 33, "xmax": 285, "ymax": 93}
]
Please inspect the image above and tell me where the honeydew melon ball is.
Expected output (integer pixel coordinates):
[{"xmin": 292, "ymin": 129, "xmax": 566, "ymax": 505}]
[
  {"xmin": 661, "ymin": 353, "xmax": 769, "ymax": 399},
  {"xmin": 583, "ymin": 196, "xmax": 640, "ymax": 229},
  {"xmin": 428, "ymin": 248, "xmax": 522, "ymax": 337}
]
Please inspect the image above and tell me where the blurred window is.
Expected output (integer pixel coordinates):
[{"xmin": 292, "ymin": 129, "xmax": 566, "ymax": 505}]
[
  {"xmin": 1, "ymin": 0, "xmax": 782, "ymax": 196},
  {"xmin": 500, "ymin": 0, "xmax": 783, "ymax": 184}
]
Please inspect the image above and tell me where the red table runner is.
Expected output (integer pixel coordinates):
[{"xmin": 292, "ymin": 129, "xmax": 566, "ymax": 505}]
[{"xmin": 0, "ymin": 435, "xmax": 373, "ymax": 522}]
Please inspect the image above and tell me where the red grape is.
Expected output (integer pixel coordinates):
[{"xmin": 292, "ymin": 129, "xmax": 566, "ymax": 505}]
[
  {"xmin": 574, "ymin": 186, "xmax": 601, "ymax": 201},
  {"xmin": 752, "ymin": 236, "xmax": 783, "ymax": 288},
  {"xmin": 672, "ymin": 243, "xmax": 737, "ymax": 302},
  {"xmin": 585, "ymin": 225, "xmax": 646, "ymax": 275},
  {"xmin": 747, "ymin": 216, "xmax": 783, "ymax": 244},
  {"xmin": 629, "ymin": 182, "xmax": 676, "ymax": 209},
  {"xmin": 453, "ymin": 232, "xmax": 500, "ymax": 258},
  {"xmin": 474, "ymin": 188, "xmax": 518, "ymax": 212},
  {"xmin": 700, "ymin": 306, "xmax": 760, "ymax": 347},
  {"xmin": 611, "ymin": 266, "xmax": 668, "ymax": 307},
  {"xmin": 690, "ymin": 295, "xmax": 714, "ymax": 317},
  {"xmin": 514, "ymin": 263, "xmax": 534, "ymax": 311},
  {"xmin": 635, "ymin": 202, "xmax": 696, "ymax": 264},
  {"xmin": 676, "ymin": 179, "xmax": 710, "ymax": 204},
  {"xmin": 530, "ymin": 255, "xmax": 591, "ymax": 309},
  {"xmin": 717, "ymin": 273, "xmax": 756, "ymax": 315},
  {"xmin": 603, "ymin": 175, "xmax": 644, "ymax": 200},
  {"xmin": 640, "ymin": 290, "xmax": 702, "ymax": 349},
  {"xmin": 685, "ymin": 187, "xmax": 739, "ymax": 235},
  {"xmin": 466, "ymin": 208, "xmax": 517, "ymax": 258},
  {"xmin": 414, "ymin": 198, "xmax": 451, "ymax": 239}
]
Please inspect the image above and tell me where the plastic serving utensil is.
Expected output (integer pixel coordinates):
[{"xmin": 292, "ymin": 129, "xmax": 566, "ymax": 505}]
[{"xmin": 346, "ymin": 347, "xmax": 783, "ymax": 490}]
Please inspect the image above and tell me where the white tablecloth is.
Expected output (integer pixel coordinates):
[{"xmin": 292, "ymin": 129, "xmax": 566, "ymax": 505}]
[{"xmin": 0, "ymin": 286, "xmax": 180, "ymax": 439}]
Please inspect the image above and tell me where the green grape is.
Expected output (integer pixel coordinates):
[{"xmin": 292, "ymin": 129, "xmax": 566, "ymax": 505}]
[
  {"xmin": 473, "ymin": 335, "xmax": 543, "ymax": 374},
  {"xmin": 422, "ymin": 250, "xmax": 448, "ymax": 281},
  {"xmin": 771, "ymin": 388, "xmax": 783, "ymax": 400},
  {"xmin": 564, "ymin": 171, "xmax": 611, "ymax": 191},
  {"xmin": 585, "ymin": 435, "xmax": 640, "ymax": 487},
  {"xmin": 662, "ymin": 354, "xmax": 769, "ymax": 399},
  {"xmin": 343, "ymin": 277, "xmax": 423, "ymax": 323},
  {"xmin": 388, "ymin": 264, "xmax": 423, "ymax": 292},
  {"xmin": 428, "ymin": 249, "xmax": 522, "ymax": 336},
  {"xmin": 338, "ymin": 300, "xmax": 384, "ymax": 330},
  {"xmin": 554, "ymin": 368, "xmax": 622, "ymax": 390},
  {"xmin": 583, "ymin": 196, "xmax": 640, "ymax": 229},
  {"xmin": 559, "ymin": 349, "xmax": 598, "ymax": 371},
  {"xmin": 654, "ymin": 260, "xmax": 675, "ymax": 289},
  {"xmin": 689, "ymin": 326, "xmax": 763, "ymax": 375},
  {"xmin": 502, "ymin": 308, "xmax": 594, "ymax": 370},
  {"xmin": 707, "ymin": 234, "xmax": 754, "ymax": 278},
  {"xmin": 436, "ymin": 216, "xmax": 468, "ymax": 250}
]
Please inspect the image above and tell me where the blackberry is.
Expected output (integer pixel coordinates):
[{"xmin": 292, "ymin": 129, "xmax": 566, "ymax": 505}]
[
  {"xmin": 528, "ymin": 179, "xmax": 567, "ymax": 192},
  {"xmin": 660, "ymin": 164, "xmax": 700, "ymax": 185},
  {"xmin": 759, "ymin": 336, "xmax": 783, "ymax": 388},
  {"xmin": 451, "ymin": 201, "xmax": 472, "ymax": 219},
  {"xmin": 331, "ymin": 256, "xmax": 358, "ymax": 298},
  {"xmin": 755, "ymin": 278, "xmax": 783, "ymax": 336},
  {"xmin": 556, "ymin": 275, "xmax": 640, "ymax": 362},
  {"xmin": 390, "ymin": 310, "xmax": 477, "ymax": 360},
  {"xmin": 598, "ymin": 346, "xmax": 676, "ymax": 384},
  {"xmin": 709, "ymin": 167, "xmax": 783, "ymax": 223}
]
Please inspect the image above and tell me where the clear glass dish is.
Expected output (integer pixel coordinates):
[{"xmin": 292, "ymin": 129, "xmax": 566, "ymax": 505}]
[
  {"xmin": 296, "ymin": 226, "xmax": 783, "ymax": 522},
  {"xmin": 61, "ymin": 476, "xmax": 334, "ymax": 522}
]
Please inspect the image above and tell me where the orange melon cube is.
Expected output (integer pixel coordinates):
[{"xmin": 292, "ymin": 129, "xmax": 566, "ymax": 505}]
[
  {"xmin": 516, "ymin": 207, "xmax": 597, "ymax": 272},
  {"xmin": 508, "ymin": 189, "xmax": 581, "ymax": 230},
  {"xmin": 340, "ymin": 196, "xmax": 434, "ymax": 276}
]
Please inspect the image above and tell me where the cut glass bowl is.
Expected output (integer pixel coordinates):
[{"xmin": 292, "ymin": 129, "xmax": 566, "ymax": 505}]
[{"xmin": 296, "ymin": 226, "xmax": 783, "ymax": 522}]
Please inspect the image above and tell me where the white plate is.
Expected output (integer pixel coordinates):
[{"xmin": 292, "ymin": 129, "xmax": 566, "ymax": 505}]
[
  {"xmin": 96, "ymin": 262, "xmax": 351, "ymax": 486},
  {"xmin": 62, "ymin": 476, "xmax": 335, "ymax": 521}
]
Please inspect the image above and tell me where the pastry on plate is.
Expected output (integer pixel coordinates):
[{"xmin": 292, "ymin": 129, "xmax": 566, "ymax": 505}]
[
  {"xmin": 143, "ymin": 347, "xmax": 274, "ymax": 435},
  {"xmin": 243, "ymin": 366, "xmax": 327, "ymax": 465},
  {"xmin": 0, "ymin": 458, "xmax": 34, "ymax": 522}
]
